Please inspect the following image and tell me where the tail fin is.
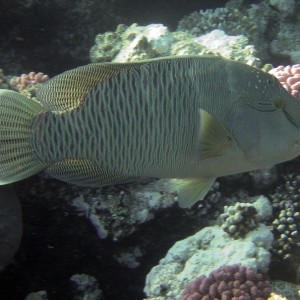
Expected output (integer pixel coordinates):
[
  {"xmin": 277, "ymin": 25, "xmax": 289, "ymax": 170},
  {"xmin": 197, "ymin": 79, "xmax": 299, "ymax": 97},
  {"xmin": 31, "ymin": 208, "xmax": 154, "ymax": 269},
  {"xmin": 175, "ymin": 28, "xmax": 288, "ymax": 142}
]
[{"xmin": 0, "ymin": 89, "xmax": 48, "ymax": 184}]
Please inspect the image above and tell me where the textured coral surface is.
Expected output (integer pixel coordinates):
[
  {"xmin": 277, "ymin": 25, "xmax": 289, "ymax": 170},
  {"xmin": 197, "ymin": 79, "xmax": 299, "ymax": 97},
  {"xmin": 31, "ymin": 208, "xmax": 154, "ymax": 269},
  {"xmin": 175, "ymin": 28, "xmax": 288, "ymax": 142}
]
[{"xmin": 182, "ymin": 264, "xmax": 271, "ymax": 300}]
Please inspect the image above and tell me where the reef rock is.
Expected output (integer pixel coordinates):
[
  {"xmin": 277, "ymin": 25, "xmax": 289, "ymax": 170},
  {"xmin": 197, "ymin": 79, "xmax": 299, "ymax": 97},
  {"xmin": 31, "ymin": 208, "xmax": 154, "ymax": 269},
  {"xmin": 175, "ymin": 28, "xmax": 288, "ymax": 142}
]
[
  {"xmin": 177, "ymin": 0, "xmax": 300, "ymax": 64},
  {"xmin": 90, "ymin": 24, "xmax": 173, "ymax": 63},
  {"xmin": 90, "ymin": 24, "xmax": 259, "ymax": 66},
  {"xmin": 144, "ymin": 197, "xmax": 274, "ymax": 300},
  {"xmin": 192, "ymin": 29, "xmax": 259, "ymax": 66},
  {"xmin": 144, "ymin": 224, "xmax": 273, "ymax": 299}
]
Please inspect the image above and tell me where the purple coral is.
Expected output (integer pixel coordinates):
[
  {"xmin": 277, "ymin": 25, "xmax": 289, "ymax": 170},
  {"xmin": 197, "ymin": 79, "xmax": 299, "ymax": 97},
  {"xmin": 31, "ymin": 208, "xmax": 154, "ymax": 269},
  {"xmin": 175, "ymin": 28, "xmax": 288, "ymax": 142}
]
[
  {"xmin": 182, "ymin": 264, "xmax": 271, "ymax": 300},
  {"xmin": 269, "ymin": 64, "xmax": 300, "ymax": 98},
  {"xmin": 10, "ymin": 71, "xmax": 49, "ymax": 92}
]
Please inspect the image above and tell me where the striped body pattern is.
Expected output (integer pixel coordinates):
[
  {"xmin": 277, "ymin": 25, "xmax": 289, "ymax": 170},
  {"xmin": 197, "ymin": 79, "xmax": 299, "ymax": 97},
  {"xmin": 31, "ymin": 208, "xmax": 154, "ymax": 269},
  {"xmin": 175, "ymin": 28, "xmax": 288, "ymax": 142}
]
[
  {"xmin": 2, "ymin": 55, "xmax": 300, "ymax": 207},
  {"xmin": 33, "ymin": 57, "xmax": 226, "ymax": 179}
]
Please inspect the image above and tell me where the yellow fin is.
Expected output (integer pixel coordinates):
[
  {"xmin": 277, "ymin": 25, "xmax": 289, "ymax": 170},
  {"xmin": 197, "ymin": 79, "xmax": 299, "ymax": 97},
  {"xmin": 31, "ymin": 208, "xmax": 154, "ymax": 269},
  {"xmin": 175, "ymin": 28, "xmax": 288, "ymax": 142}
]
[
  {"xmin": 36, "ymin": 62, "xmax": 140, "ymax": 112},
  {"xmin": 168, "ymin": 177, "xmax": 216, "ymax": 208},
  {"xmin": 199, "ymin": 109, "xmax": 232, "ymax": 160},
  {"xmin": 46, "ymin": 159, "xmax": 137, "ymax": 186}
]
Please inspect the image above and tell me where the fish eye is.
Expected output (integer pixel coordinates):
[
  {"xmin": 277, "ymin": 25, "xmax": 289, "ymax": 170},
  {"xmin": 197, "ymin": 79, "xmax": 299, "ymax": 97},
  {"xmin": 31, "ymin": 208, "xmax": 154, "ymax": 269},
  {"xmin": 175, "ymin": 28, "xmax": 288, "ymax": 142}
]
[{"xmin": 273, "ymin": 97, "xmax": 283, "ymax": 109}]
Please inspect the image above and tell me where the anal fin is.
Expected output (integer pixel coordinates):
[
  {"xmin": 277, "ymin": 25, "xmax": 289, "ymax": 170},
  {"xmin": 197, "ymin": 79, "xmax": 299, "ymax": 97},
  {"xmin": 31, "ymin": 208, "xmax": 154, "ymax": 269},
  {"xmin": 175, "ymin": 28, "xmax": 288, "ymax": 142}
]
[{"xmin": 168, "ymin": 177, "xmax": 216, "ymax": 208}]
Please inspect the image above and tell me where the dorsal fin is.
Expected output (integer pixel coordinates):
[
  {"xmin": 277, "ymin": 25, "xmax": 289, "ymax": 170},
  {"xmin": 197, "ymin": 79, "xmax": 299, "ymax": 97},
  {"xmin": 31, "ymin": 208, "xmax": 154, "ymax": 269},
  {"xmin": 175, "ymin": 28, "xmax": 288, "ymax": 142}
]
[
  {"xmin": 36, "ymin": 56, "xmax": 226, "ymax": 113},
  {"xmin": 36, "ymin": 62, "xmax": 140, "ymax": 112}
]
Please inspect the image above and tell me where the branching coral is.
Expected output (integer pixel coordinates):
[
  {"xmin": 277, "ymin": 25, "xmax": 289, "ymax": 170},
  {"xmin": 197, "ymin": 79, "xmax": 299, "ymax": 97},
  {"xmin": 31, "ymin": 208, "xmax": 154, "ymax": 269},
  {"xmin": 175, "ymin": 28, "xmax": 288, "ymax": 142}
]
[{"xmin": 10, "ymin": 71, "xmax": 49, "ymax": 93}]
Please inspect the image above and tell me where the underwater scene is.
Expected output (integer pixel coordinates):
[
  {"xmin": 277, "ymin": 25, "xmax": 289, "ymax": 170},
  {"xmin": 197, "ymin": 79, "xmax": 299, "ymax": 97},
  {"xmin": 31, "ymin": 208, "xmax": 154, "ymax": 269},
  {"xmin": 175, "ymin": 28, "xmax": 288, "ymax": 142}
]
[{"xmin": 2, "ymin": 0, "xmax": 300, "ymax": 299}]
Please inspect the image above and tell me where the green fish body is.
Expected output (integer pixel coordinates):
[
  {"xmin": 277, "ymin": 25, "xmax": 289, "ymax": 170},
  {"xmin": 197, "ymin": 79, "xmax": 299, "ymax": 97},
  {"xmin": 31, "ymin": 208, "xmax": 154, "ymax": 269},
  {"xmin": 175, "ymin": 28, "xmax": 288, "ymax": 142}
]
[{"xmin": 1, "ymin": 56, "xmax": 300, "ymax": 207}]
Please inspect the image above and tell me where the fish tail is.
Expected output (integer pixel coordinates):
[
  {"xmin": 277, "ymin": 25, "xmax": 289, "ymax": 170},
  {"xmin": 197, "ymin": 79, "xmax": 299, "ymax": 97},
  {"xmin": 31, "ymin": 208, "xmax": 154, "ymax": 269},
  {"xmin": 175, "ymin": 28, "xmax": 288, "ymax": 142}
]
[{"xmin": 0, "ymin": 89, "xmax": 48, "ymax": 184}]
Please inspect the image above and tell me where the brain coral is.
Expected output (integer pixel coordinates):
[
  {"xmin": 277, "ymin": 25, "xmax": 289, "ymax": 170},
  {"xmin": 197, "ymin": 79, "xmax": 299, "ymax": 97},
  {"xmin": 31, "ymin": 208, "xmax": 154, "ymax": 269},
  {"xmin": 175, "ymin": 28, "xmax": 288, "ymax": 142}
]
[
  {"xmin": 269, "ymin": 65, "xmax": 300, "ymax": 99},
  {"xmin": 182, "ymin": 264, "xmax": 271, "ymax": 300}
]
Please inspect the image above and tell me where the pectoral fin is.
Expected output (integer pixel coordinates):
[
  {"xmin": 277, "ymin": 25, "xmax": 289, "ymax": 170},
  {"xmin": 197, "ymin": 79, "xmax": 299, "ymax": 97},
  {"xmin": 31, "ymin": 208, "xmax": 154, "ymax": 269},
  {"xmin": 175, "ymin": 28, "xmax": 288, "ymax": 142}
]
[
  {"xmin": 199, "ymin": 109, "xmax": 233, "ymax": 160},
  {"xmin": 168, "ymin": 177, "xmax": 216, "ymax": 208}
]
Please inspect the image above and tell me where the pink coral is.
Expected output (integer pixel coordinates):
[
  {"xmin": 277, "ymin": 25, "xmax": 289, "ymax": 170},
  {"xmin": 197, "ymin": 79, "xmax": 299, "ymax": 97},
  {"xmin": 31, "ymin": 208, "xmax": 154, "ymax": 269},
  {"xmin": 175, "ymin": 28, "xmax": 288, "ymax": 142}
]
[
  {"xmin": 10, "ymin": 71, "xmax": 49, "ymax": 92},
  {"xmin": 182, "ymin": 265, "xmax": 271, "ymax": 300},
  {"xmin": 269, "ymin": 64, "xmax": 300, "ymax": 98}
]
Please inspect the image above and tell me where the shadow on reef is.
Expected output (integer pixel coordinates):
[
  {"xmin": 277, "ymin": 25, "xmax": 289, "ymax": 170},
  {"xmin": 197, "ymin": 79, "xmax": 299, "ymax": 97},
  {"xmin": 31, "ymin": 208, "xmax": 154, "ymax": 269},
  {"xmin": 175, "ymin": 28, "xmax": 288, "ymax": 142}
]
[
  {"xmin": 1, "ymin": 160, "xmax": 300, "ymax": 298},
  {"xmin": 0, "ymin": 176, "xmax": 204, "ymax": 300}
]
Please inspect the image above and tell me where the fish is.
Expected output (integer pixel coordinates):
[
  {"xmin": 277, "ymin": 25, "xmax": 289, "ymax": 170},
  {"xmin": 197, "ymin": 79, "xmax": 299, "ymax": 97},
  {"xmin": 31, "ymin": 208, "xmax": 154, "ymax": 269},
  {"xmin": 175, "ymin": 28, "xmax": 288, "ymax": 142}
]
[{"xmin": 1, "ymin": 55, "xmax": 300, "ymax": 208}]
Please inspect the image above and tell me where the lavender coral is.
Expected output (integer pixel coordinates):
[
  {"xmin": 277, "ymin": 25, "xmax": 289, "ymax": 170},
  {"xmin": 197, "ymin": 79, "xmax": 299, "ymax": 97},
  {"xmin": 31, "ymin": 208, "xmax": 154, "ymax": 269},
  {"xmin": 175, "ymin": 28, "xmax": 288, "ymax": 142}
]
[
  {"xmin": 269, "ymin": 65, "xmax": 300, "ymax": 98},
  {"xmin": 182, "ymin": 264, "xmax": 271, "ymax": 300}
]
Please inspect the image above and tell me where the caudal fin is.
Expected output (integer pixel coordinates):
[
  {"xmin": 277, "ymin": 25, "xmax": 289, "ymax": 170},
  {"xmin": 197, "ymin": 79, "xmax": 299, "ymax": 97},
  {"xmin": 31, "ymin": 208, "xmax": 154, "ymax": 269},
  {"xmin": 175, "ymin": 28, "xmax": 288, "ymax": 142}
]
[{"xmin": 0, "ymin": 89, "xmax": 48, "ymax": 184}]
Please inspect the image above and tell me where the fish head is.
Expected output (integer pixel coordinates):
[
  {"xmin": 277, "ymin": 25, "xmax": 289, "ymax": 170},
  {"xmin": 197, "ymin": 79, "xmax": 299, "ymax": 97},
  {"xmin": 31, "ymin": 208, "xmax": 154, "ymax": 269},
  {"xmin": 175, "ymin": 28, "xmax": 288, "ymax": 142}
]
[{"xmin": 227, "ymin": 66, "xmax": 300, "ymax": 168}]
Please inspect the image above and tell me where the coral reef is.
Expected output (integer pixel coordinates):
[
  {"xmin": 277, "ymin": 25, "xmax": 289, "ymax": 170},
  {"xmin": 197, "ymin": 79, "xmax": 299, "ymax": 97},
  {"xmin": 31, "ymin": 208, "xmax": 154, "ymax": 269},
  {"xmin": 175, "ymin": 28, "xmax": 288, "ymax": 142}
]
[
  {"xmin": 5, "ymin": 2, "xmax": 300, "ymax": 299},
  {"xmin": 191, "ymin": 29, "xmax": 259, "ymax": 66},
  {"xmin": 220, "ymin": 203, "xmax": 257, "ymax": 238},
  {"xmin": 177, "ymin": 0, "xmax": 300, "ymax": 63},
  {"xmin": 57, "ymin": 179, "xmax": 176, "ymax": 241},
  {"xmin": 219, "ymin": 196, "xmax": 272, "ymax": 239},
  {"xmin": 269, "ymin": 8, "xmax": 300, "ymax": 64},
  {"xmin": 270, "ymin": 200, "xmax": 300, "ymax": 260},
  {"xmin": 90, "ymin": 24, "xmax": 259, "ymax": 67},
  {"xmin": 268, "ymin": 293, "xmax": 287, "ymax": 300},
  {"xmin": 271, "ymin": 280, "xmax": 300, "ymax": 300},
  {"xmin": 70, "ymin": 274, "xmax": 103, "ymax": 300},
  {"xmin": 249, "ymin": 166, "xmax": 278, "ymax": 191},
  {"xmin": 176, "ymin": 1, "xmax": 271, "ymax": 61},
  {"xmin": 90, "ymin": 23, "xmax": 174, "ymax": 63},
  {"xmin": 177, "ymin": 5, "xmax": 257, "ymax": 39},
  {"xmin": 269, "ymin": 173, "xmax": 300, "ymax": 260},
  {"xmin": 195, "ymin": 181, "xmax": 221, "ymax": 216},
  {"xmin": 0, "ymin": 69, "xmax": 10, "ymax": 89},
  {"xmin": 9, "ymin": 72, "xmax": 49, "ymax": 93},
  {"xmin": 25, "ymin": 291, "xmax": 48, "ymax": 300},
  {"xmin": 269, "ymin": 65, "xmax": 300, "ymax": 99},
  {"xmin": 114, "ymin": 246, "xmax": 143, "ymax": 269},
  {"xmin": 182, "ymin": 264, "xmax": 271, "ymax": 300},
  {"xmin": 144, "ymin": 196, "xmax": 274, "ymax": 299},
  {"xmin": 89, "ymin": 24, "xmax": 128, "ymax": 63},
  {"xmin": 268, "ymin": 0, "xmax": 295, "ymax": 13}
]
